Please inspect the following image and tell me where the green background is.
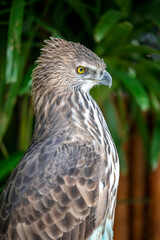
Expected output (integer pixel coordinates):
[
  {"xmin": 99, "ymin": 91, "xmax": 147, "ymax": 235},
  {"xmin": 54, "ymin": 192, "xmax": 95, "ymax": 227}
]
[{"xmin": 0, "ymin": 0, "xmax": 160, "ymax": 193}]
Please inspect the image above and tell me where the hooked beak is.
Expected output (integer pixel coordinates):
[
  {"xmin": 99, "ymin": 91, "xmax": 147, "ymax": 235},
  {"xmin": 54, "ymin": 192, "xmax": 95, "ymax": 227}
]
[{"xmin": 99, "ymin": 70, "xmax": 112, "ymax": 88}]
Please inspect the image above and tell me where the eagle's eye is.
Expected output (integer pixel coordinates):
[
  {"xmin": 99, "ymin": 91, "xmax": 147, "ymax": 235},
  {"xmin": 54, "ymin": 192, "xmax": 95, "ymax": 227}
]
[{"xmin": 77, "ymin": 66, "xmax": 85, "ymax": 74}]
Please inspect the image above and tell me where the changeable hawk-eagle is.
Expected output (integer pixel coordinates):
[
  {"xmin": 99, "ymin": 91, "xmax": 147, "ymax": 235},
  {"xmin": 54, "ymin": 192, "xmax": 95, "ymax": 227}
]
[{"xmin": 0, "ymin": 38, "xmax": 119, "ymax": 240}]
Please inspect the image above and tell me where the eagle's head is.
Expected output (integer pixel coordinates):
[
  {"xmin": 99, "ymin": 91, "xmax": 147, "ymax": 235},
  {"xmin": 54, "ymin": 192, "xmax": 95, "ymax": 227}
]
[{"xmin": 32, "ymin": 37, "xmax": 112, "ymax": 98}]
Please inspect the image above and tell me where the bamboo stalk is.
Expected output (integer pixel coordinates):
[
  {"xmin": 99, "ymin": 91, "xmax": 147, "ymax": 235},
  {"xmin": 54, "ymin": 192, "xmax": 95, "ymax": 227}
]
[
  {"xmin": 114, "ymin": 141, "xmax": 129, "ymax": 240},
  {"xmin": 129, "ymin": 133, "xmax": 146, "ymax": 240},
  {"xmin": 114, "ymin": 173, "xmax": 130, "ymax": 240},
  {"xmin": 148, "ymin": 162, "xmax": 160, "ymax": 240}
]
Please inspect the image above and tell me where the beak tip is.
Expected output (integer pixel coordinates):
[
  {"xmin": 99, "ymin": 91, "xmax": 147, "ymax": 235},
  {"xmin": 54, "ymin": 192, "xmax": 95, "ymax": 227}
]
[
  {"xmin": 103, "ymin": 70, "xmax": 112, "ymax": 88},
  {"xmin": 109, "ymin": 78, "xmax": 112, "ymax": 88}
]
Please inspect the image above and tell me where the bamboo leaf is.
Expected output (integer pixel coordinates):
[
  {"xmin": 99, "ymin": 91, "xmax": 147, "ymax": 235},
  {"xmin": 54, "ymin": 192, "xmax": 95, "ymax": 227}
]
[
  {"xmin": 19, "ymin": 65, "xmax": 34, "ymax": 95},
  {"xmin": 0, "ymin": 152, "xmax": 23, "ymax": 181},
  {"xmin": 113, "ymin": 43, "xmax": 160, "ymax": 56},
  {"xmin": 5, "ymin": 0, "xmax": 25, "ymax": 83},
  {"xmin": 0, "ymin": 0, "xmax": 25, "ymax": 140},
  {"xmin": 105, "ymin": 101, "xmax": 119, "ymax": 142},
  {"xmin": 150, "ymin": 92, "xmax": 160, "ymax": 112},
  {"xmin": 94, "ymin": 9, "xmax": 123, "ymax": 42},
  {"xmin": 96, "ymin": 21, "xmax": 133, "ymax": 54},
  {"xmin": 146, "ymin": 1, "xmax": 160, "ymax": 28},
  {"xmin": 105, "ymin": 100, "xmax": 127, "ymax": 171},
  {"xmin": 150, "ymin": 119, "xmax": 160, "ymax": 169},
  {"xmin": 113, "ymin": 0, "xmax": 131, "ymax": 14},
  {"xmin": 136, "ymin": 110, "xmax": 150, "ymax": 159},
  {"xmin": 116, "ymin": 71, "xmax": 150, "ymax": 111},
  {"xmin": 135, "ymin": 61, "xmax": 160, "ymax": 97},
  {"xmin": 35, "ymin": 18, "xmax": 63, "ymax": 37}
]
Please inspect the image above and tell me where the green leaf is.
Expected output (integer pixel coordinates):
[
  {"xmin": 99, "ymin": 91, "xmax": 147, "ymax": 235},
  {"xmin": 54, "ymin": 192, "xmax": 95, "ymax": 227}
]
[
  {"xmin": 135, "ymin": 60, "xmax": 160, "ymax": 97},
  {"xmin": 116, "ymin": 71, "xmax": 150, "ymax": 111},
  {"xmin": 112, "ymin": 43, "xmax": 160, "ymax": 56},
  {"xmin": 113, "ymin": 0, "xmax": 131, "ymax": 14},
  {"xmin": 136, "ymin": 110, "xmax": 149, "ymax": 159},
  {"xmin": 35, "ymin": 18, "xmax": 63, "ymax": 37},
  {"xmin": 90, "ymin": 85, "xmax": 110, "ymax": 105},
  {"xmin": 0, "ymin": 152, "xmax": 23, "ymax": 180},
  {"xmin": 146, "ymin": 1, "xmax": 160, "ymax": 28},
  {"xmin": 96, "ymin": 21, "xmax": 133, "ymax": 54},
  {"xmin": 150, "ymin": 119, "xmax": 160, "ymax": 169},
  {"xmin": 5, "ymin": 0, "xmax": 25, "ymax": 83},
  {"xmin": 94, "ymin": 9, "xmax": 123, "ymax": 42},
  {"xmin": 105, "ymin": 101, "xmax": 119, "ymax": 142},
  {"xmin": 0, "ymin": 0, "xmax": 25, "ymax": 141},
  {"xmin": 150, "ymin": 92, "xmax": 160, "ymax": 112},
  {"xmin": 105, "ymin": 100, "xmax": 127, "ymax": 172},
  {"xmin": 19, "ymin": 65, "xmax": 34, "ymax": 95}
]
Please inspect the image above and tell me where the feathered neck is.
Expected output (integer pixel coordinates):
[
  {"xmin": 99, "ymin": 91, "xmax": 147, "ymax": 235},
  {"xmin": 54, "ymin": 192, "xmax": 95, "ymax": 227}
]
[{"xmin": 32, "ymin": 87, "xmax": 109, "ymax": 153}]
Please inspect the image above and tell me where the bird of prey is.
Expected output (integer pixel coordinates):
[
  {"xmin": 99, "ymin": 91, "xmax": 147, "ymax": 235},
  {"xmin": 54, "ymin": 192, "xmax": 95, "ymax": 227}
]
[{"xmin": 0, "ymin": 37, "xmax": 119, "ymax": 240}]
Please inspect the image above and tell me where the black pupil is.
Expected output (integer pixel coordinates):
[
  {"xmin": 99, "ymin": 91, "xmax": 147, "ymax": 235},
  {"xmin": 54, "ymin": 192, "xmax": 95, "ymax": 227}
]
[{"xmin": 80, "ymin": 68, "xmax": 83, "ymax": 72}]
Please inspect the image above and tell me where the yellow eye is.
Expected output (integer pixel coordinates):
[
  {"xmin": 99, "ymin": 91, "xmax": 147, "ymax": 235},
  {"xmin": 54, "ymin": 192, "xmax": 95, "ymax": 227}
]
[{"xmin": 77, "ymin": 66, "xmax": 85, "ymax": 74}]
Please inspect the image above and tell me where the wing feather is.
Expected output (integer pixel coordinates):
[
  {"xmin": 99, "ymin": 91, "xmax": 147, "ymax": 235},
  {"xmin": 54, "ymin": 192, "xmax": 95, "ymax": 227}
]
[{"xmin": 0, "ymin": 140, "xmax": 102, "ymax": 240}]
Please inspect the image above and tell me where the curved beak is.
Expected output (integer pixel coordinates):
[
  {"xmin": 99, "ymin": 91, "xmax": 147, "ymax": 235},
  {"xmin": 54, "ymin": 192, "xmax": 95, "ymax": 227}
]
[{"xmin": 99, "ymin": 70, "xmax": 112, "ymax": 88}]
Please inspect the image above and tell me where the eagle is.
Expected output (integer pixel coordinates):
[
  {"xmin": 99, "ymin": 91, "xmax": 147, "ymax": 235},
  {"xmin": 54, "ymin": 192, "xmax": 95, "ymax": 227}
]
[{"xmin": 0, "ymin": 37, "xmax": 119, "ymax": 240}]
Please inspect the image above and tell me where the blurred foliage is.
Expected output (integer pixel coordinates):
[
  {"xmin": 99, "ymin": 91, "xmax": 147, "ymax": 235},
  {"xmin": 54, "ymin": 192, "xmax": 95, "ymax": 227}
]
[{"xmin": 0, "ymin": 0, "xmax": 160, "ymax": 191}]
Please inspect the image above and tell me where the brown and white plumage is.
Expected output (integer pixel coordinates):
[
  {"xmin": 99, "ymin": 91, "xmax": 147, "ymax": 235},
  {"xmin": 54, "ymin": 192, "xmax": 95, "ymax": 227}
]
[{"xmin": 0, "ymin": 38, "xmax": 119, "ymax": 240}]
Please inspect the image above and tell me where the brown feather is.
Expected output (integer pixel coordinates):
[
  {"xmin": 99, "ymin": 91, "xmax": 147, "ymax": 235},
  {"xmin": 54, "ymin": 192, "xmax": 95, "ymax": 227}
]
[{"xmin": 0, "ymin": 37, "xmax": 119, "ymax": 240}]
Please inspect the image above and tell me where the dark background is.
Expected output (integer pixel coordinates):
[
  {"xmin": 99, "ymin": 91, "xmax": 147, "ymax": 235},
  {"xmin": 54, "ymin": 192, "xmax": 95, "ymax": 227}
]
[{"xmin": 0, "ymin": 0, "xmax": 160, "ymax": 239}]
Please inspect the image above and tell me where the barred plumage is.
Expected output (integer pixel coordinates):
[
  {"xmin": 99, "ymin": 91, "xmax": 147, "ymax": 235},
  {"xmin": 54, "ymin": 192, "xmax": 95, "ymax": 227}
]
[{"xmin": 0, "ymin": 37, "xmax": 119, "ymax": 240}]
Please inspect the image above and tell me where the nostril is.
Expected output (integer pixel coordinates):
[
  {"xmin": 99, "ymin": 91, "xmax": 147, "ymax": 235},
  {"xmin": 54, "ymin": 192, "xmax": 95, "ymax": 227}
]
[{"xmin": 100, "ymin": 71, "xmax": 103, "ymax": 76}]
